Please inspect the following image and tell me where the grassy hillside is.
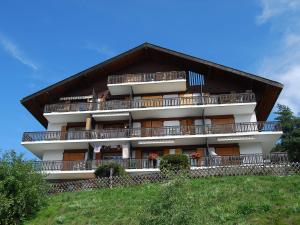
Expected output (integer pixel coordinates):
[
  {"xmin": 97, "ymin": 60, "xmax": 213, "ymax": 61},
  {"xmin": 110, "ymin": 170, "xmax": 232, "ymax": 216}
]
[{"xmin": 26, "ymin": 176, "xmax": 300, "ymax": 225}]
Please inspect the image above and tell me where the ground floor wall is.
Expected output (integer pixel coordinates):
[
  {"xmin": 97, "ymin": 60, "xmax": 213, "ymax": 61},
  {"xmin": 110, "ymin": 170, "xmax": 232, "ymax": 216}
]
[
  {"xmin": 239, "ymin": 143, "xmax": 263, "ymax": 154},
  {"xmin": 43, "ymin": 150, "xmax": 64, "ymax": 160}
]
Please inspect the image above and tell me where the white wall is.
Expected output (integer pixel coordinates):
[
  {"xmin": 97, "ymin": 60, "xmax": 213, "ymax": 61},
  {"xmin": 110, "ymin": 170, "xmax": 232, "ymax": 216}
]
[
  {"xmin": 163, "ymin": 120, "xmax": 180, "ymax": 126},
  {"xmin": 234, "ymin": 113, "xmax": 257, "ymax": 123},
  {"xmin": 43, "ymin": 150, "xmax": 64, "ymax": 160},
  {"xmin": 122, "ymin": 143, "xmax": 130, "ymax": 159},
  {"xmin": 47, "ymin": 123, "xmax": 67, "ymax": 131},
  {"xmin": 239, "ymin": 143, "xmax": 263, "ymax": 154}
]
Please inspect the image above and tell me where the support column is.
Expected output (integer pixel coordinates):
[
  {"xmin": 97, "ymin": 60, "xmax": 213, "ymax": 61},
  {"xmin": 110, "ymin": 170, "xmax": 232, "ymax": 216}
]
[
  {"xmin": 129, "ymin": 112, "xmax": 133, "ymax": 129},
  {"xmin": 85, "ymin": 115, "xmax": 92, "ymax": 130},
  {"xmin": 122, "ymin": 143, "xmax": 130, "ymax": 159}
]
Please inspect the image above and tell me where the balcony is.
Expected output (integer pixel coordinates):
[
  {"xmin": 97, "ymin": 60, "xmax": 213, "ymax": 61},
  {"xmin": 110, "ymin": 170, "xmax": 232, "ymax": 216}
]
[
  {"xmin": 33, "ymin": 153, "xmax": 288, "ymax": 179},
  {"xmin": 44, "ymin": 93, "xmax": 256, "ymax": 123},
  {"xmin": 22, "ymin": 122, "xmax": 282, "ymax": 156},
  {"xmin": 23, "ymin": 122, "xmax": 280, "ymax": 142},
  {"xmin": 107, "ymin": 71, "xmax": 187, "ymax": 95}
]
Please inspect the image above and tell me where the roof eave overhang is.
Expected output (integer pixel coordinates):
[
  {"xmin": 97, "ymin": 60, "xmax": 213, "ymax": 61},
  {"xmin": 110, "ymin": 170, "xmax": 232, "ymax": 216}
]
[{"xmin": 20, "ymin": 42, "xmax": 283, "ymax": 127}]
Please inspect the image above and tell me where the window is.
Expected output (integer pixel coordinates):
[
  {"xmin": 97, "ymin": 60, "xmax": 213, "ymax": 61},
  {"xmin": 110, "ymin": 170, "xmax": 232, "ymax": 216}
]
[
  {"xmin": 163, "ymin": 120, "xmax": 180, "ymax": 127},
  {"xmin": 169, "ymin": 149, "xmax": 176, "ymax": 155},
  {"xmin": 163, "ymin": 94, "xmax": 179, "ymax": 106},
  {"xmin": 164, "ymin": 121, "xmax": 180, "ymax": 135}
]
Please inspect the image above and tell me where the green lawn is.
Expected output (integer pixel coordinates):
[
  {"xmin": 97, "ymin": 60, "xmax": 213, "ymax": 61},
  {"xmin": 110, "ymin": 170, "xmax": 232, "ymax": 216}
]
[{"xmin": 26, "ymin": 176, "xmax": 300, "ymax": 225}]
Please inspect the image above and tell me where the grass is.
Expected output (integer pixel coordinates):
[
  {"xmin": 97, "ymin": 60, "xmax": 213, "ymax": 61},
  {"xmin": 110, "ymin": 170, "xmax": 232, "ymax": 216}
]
[{"xmin": 26, "ymin": 176, "xmax": 300, "ymax": 225}]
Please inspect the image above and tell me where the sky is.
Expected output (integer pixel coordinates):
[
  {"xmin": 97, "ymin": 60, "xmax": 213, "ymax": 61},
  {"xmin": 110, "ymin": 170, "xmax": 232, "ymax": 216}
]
[{"xmin": 0, "ymin": 0, "xmax": 299, "ymax": 159}]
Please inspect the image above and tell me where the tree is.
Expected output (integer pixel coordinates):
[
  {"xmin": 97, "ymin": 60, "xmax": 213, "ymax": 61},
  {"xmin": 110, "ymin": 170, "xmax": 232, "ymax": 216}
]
[
  {"xmin": 94, "ymin": 162, "xmax": 126, "ymax": 178},
  {"xmin": 160, "ymin": 154, "xmax": 190, "ymax": 172},
  {"xmin": 0, "ymin": 150, "xmax": 48, "ymax": 224},
  {"xmin": 273, "ymin": 104, "xmax": 300, "ymax": 162}
]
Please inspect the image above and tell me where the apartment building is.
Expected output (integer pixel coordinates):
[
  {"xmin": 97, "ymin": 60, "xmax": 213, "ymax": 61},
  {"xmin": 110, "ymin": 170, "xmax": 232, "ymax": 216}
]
[{"xmin": 21, "ymin": 43, "xmax": 283, "ymax": 179}]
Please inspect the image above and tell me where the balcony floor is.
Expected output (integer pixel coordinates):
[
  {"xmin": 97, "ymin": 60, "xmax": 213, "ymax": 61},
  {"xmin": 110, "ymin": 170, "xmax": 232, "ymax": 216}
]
[{"xmin": 107, "ymin": 79, "xmax": 187, "ymax": 95}]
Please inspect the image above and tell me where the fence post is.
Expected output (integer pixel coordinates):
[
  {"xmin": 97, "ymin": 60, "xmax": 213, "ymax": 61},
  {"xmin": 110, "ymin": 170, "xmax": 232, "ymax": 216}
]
[
  {"xmin": 109, "ymin": 167, "xmax": 113, "ymax": 189},
  {"xmin": 284, "ymin": 162, "xmax": 289, "ymax": 176}
]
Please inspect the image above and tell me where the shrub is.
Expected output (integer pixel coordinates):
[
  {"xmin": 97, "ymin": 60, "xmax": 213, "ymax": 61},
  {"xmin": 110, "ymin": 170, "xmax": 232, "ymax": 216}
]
[
  {"xmin": 139, "ymin": 174, "xmax": 194, "ymax": 225},
  {"xmin": 160, "ymin": 154, "xmax": 190, "ymax": 171},
  {"xmin": 94, "ymin": 162, "xmax": 125, "ymax": 178},
  {"xmin": 0, "ymin": 150, "xmax": 48, "ymax": 225}
]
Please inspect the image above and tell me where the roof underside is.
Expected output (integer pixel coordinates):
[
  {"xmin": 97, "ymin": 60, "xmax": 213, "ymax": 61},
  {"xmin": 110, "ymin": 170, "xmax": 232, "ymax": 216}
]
[{"xmin": 21, "ymin": 42, "xmax": 283, "ymax": 127}]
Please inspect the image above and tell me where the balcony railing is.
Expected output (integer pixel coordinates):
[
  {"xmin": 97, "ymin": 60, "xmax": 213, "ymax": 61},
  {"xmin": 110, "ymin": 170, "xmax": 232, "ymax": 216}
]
[
  {"xmin": 32, "ymin": 153, "xmax": 288, "ymax": 171},
  {"xmin": 22, "ymin": 121, "xmax": 281, "ymax": 142},
  {"xmin": 44, "ymin": 92, "xmax": 256, "ymax": 113},
  {"xmin": 107, "ymin": 71, "xmax": 186, "ymax": 84}
]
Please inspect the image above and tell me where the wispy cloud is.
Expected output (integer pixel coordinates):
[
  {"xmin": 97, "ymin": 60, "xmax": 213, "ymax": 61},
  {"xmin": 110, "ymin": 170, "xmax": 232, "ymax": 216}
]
[
  {"xmin": 84, "ymin": 42, "xmax": 116, "ymax": 58},
  {"xmin": 0, "ymin": 33, "xmax": 39, "ymax": 70},
  {"xmin": 257, "ymin": 0, "xmax": 300, "ymax": 113},
  {"xmin": 256, "ymin": 0, "xmax": 300, "ymax": 24}
]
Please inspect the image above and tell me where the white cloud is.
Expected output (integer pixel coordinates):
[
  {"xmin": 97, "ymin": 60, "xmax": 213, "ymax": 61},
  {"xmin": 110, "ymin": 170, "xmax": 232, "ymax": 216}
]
[
  {"xmin": 256, "ymin": 0, "xmax": 300, "ymax": 24},
  {"xmin": 257, "ymin": 0, "xmax": 300, "ymax": 114},
  {"xmin": 0, "ymin": 33, "xmax": 38, "ymax": 71}
]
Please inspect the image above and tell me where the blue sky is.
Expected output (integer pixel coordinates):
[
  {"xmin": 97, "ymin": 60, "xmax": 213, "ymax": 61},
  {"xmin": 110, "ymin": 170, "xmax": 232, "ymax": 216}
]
[{"xmin": 0, "ymin": 0, "xmax": 300, "ymax": 159}]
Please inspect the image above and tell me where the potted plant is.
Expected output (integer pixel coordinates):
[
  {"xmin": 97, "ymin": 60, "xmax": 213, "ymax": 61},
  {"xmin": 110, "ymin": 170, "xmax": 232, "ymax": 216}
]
[
  {"xmin": 190, "ymin": 152, "xmax": 202, "ymax": 159},
  {"xmin": 190, "ymin": 152, "xmax": 202, "ymax": 167},
  {"xmin": 148, "ymin": 153, "xmax": 159, "ymax": 168}
]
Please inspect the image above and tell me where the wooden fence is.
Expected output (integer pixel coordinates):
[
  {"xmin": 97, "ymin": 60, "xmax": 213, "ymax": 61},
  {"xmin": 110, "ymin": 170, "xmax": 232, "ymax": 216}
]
[{"xmin": 48, "ymin": 162, "xmax": 300, "ymax": 194}]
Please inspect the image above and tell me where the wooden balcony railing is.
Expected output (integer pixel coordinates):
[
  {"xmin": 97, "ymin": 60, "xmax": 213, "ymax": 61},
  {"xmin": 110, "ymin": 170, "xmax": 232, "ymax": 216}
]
[
  {"xmin": 107, "ymin": 71, "xmax": 186, "ymax": 84},
  {"xmin": 22, "ymin": 121, "xmax": 281, "ymax": 142},
  {"xmin": 32, "ymin": 153, "xmax": 288, "ymax": 171},
  {"xmin": 44, "ymin": 92, "xmax": 256, "ymax": 113}
]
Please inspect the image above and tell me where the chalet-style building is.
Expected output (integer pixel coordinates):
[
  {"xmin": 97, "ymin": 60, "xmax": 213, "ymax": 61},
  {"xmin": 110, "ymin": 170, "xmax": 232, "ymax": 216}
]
[{"xmin": 21, "ymin": 43, "xmax": 283, "ymax": 179}]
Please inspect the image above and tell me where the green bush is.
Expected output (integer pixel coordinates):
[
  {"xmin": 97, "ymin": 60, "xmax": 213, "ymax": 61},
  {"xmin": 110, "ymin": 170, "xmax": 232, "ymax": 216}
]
[
  {"xmin": 160, "ymin": 154, "xmax": 190, "ymax": 171},
  {"xmin": 94, "ymin": 162, "xmax": 125, "ymax": 178},
  {"xmin": 0, "ymin": 150, "xmax": 48, "ymax": 225}
]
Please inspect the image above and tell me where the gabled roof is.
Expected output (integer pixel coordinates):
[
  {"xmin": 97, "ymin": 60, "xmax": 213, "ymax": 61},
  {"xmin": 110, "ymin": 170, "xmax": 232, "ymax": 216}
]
[{"xmin": 21, "ymin": 42, "xmax": 283, "ymax": 127}]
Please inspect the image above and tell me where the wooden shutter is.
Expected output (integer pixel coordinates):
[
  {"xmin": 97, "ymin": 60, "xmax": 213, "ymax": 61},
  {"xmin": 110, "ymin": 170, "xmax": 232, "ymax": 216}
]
[
  {"xmin": 196, "ymin": 148, "xmax": 205, "ymax": 157},
  {"xmin": 215, "ymin": 146, "xmax": 240, "ymax": 156},
  {"xmin": 63, "ymin": 150, "xmax": 85, "ymax": 161},
  {"xmin": 212, "ymin": 117, "xmax": 234, "ymax": 125},
  {"xmin": 135, "ymin": 149, "xmax": 142, "ymax": 169},
  {"xmin": 142, "ymin": 120, "xmax": 163, "ymax": 136},
  {"xmin": 152, "ymin": 121, "xmax": 163, "ymax": 136},
  {"xmin": 179, "ymin": 93, "xmax": 193, "ymax": 105},
  {"xmin": 95, "ymin": 152, "xmax": 101, "ymax": 160},
  {"xmin": 181, "ymin": 119, "xmax": 194, "ymax": 134},
  {"xmin": 63, "ymin": 150, "xmax": 86, "ymax": 170},
  {"xmin": 175, "ymin": 148, "xmax": 182, "ymax": 155},
  {"xmin": 61, "ymin": 126, "xmax": 67, "ymax": 140},
  {"xmin": 135, "ymin": 149, "xmax": 142, "ymax": 159},
  {"xmin": 151, "ymin": 121, "xmax": 163, "ymax": 127},
  {"xmin": 163, "ymin": 149, "xmax": 169, "ymax": 156},
  {"xmin": 142, "ymin": 121, "xmax": 152, "ymax": 137},
  {"xmin": 211, "ymin": 117, "xmax": 234, "ymax": 133}
]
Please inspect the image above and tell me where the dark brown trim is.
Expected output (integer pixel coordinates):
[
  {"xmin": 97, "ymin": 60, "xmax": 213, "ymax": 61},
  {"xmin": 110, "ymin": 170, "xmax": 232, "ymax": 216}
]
[
  {"xmin": 66, "ymin": 122, "xmax": 86, "ymax": 129},
  {"xmin": 63, "ymin": 149, "xmax": 87, "ymax": 153}
]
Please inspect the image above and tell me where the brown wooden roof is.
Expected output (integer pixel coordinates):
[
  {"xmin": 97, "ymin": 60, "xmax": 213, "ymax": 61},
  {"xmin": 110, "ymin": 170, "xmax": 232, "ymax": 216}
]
[{"xmin": 21, "ymin": 42, "xmax": 283, "ymax": 127}]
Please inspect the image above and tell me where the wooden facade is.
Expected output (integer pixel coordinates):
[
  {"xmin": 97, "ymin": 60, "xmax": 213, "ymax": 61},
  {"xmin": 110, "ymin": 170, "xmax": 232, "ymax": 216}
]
[{"xmin": 21, "ymin": 43, "xmax": 282, "ymax": 127}]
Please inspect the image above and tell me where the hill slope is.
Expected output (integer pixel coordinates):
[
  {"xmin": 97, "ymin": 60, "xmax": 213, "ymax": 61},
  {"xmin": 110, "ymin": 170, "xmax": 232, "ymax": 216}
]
[{"xmin": 26, "ymin": 176, "xmax": 300, "ymax": 225}]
